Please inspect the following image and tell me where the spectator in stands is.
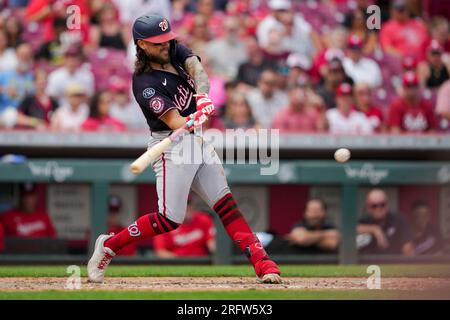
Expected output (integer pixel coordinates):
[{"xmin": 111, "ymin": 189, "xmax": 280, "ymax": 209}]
[
  {"xmin": 342, "ymin": 35, "xmax": 382, "ymax": 88},
  {"xmin": 417, "ymin": 40, "xmax": 450, "ymax": 89},
  {"xmin": 111, "ymin": 0, "xmax": 171, "ymax": 28},
  {"xmin": 222, "ymin": 91, "xmax": 258, "ymax": 130},
  {"xmin": 0, "ymin": 42, "xmax": 34, "ymax": 129},
  {"xmin": 272, "ymin": 85, "xmax": 326, "ymax": 133},
  {"xmin": 316, "ymin": 58, "xmax": 352, "ymax": 109},
  {"xmin": 16, "ymin": 69, "xmax": 59, "ymax": 130},
  {"xmin": 261, "ymin": 26, "xmax": 289, "ymax": 66},
  {"xmin": 343, "ymin": 5, "xmax": 377, "ymax": 54},
  {"xmin": 278, "ymin": 9, "xmax": 321, "ymax": 60},
  {"xmin": 205, "ymin": 16, "xmax": 247, "ymax": 81},
  {"xmin": 320, "ymin": 28, "xmax": 348, "ymax": 60},
  {"xmin": 25, "ymin": 0, "xmax": 90, "ymax": 44},
  {"xmin": 0, "ymin": 224, "xmax": 4, "ymax": 253},
  {"xmin": 4, "ymin": 15, "xmax": 24, "ymax": 48},
  {"xmin": 326, "ymin": 82, "xmax": 373, "ymax": 135},
  {"xmin": 246, "ymin": 69, "xmax": 288, "ymax": 129},
  {"xmin": 0, "ymin": 29, "xmax": 18, "ymax": 71},
  {"xmin": 109, "ymin": 79, "xmax": 146, "ymax": 131},
  {"xmin": 81, "ymin": 90, "xmax": 126, "ymax": 132},
  {"xmin": 0, "ymin": 183, "xmax": 56, "ymax": 238},
  {"xmin": 153, "ymin": 196, "xmax": 215, "ymax": 258},
  {"xmin": 35, "ymin": 17, "xmax": 72, "ymax": 66},
  {"xmin": 106, "ymin": 195, "xmax": 136, "ymax": 256},
  {"xmin": 388, "ymin": 72, "xmax": 437, "ymax": 133},
  {"xmin": 50, "ymin": 83, "xmax": 89, "ymax": 131},
  {"xmin": 186, "ymin": 0, "xmax": 228, "ymax": 12},
  {"xmin": 436, "ymin": 79, "xmax": 450, "ymax": 131},
  {"xmin": 46, "ymin": 44, "xmax": 95, "ymax": 105},
  {"xmin": 411, "ymin": 201, "xmax": 443, "ymax": 255},
  {"xmin": 380, "ymin": 0, "xmax": 429, "ymax": 59},
  {"xmin": 357, "ymin": 189, "xmax": 414, "ymax": 256},
  {"xmin": 171, "ymin": 0, "xmax": 190, "ymax": 31},
  {"xmin": 402, "ymin": 55, "xmax": 418, "ymax": 73},
  {"xmin": 89, "ymin": 3, "xmax": 129, "ymax": 51},
  {"xmin": 285, "ymin": 52, "xmax": 312, "ymax": 88},
  {"xmin": 236, "ymin": 37, "xmax": 276, "ymax": 87},
  {"xmin": 185, "ymin": 14, "xmax": 212, "ymax": 55},
  {"xmin": 428, "ymin": 16, "xmax": 450, "ymax": 55},
  {"xmin": 354, "ymin": 82, "xmax": 385, "ymax": 132},
  {"xmin": 181, "ymin": 0, "xmax": 225, "ymax": 39},
  {"xmin": 257, "ymin": 0, "xmax": 318, "ymax": 62},
  {"xmin": 286, "ymin": 198, "xmax": 340, "ymax": 253}
]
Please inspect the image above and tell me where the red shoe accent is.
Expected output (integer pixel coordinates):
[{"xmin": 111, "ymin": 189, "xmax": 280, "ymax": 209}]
[
  {"xmin": 254, "ymin": 259, "xmax": 281, "ymax": 278},
  {"xmin": 97, "ymin": 252, "xmax": 113, "ymax": 270}
]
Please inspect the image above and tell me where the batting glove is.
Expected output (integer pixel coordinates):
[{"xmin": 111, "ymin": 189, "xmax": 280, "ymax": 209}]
[
  {"xmin": 194, "ymin": 93, "xmax": 215, "ymax": 117},
  {"xmin": 186, "ymin": 110, "xmax": 209, "ymax": 131}
]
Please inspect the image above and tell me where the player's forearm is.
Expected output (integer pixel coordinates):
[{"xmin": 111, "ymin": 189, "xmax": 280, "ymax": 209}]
[
  {"xmin": 160, "ymin": 109, "xmax": 188, "ymax": 130},
  {"xmin": 184, "ymin": 56, "xmax": 210, "ymax": 94}
]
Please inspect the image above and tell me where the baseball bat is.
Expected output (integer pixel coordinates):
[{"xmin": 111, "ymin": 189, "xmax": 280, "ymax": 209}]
[{"xmin": 129, "ymin": 119, "xmax": 194, "ymax": 175}]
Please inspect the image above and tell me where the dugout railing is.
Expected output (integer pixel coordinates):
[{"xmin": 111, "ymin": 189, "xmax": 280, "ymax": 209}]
[{"xmin": 1, "ymin": 157, "xmax": 450, "ymax": 265}]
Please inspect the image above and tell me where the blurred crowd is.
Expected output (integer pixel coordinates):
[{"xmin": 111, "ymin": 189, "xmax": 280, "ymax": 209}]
[{"xmin": 1, "ymin": 0, "xmax": 450, "ymax": 134}]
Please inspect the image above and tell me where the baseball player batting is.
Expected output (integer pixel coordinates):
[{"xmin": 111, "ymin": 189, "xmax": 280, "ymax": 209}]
[{"xmin": 87, "ymin": 14, "xmax": 281, "ymax": 284}]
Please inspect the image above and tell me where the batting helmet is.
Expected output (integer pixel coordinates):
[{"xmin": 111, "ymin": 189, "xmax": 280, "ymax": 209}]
[{"xmin": 132, "ymin": 14, "xmax": 178, "ymax": 44}]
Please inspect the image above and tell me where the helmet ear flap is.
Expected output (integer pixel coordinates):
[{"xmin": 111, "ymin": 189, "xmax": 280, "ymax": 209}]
[{"xmin": 169, "ymin": 39, "xmax": 177, "ymax": 58}]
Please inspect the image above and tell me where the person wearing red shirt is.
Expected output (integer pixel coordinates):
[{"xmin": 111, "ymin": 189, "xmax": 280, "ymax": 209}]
[
  {"xmin": 0, "ymin": 224, "xmax": 4, "ymax": 252},
  {"xmin": 272, "ymin": 85, "xmax": 326, "ymax": 133},
  {"xmin": 26, "ymin": 0, "xmax": 91, "ymax": 44},
  {"xmin": 81, "ymin": 91, "xmax": 126, "ymax": 132},
  {"xmin": 389, "ymin": 72, "xmax": 437, "ymax": 134},
  {"xmin": 380, "ymin": 0, "xmax": 429, "ymax": 60},
  {"xmin": 0, "ymin": 183, "xmax": 56, "ymax": 238},
  {"xmin": 354, "ymin": 82, "xmax": 385, "ymax": 132},
  {"xmin": 106, "ymin": 195, "xmax": 136, "ymax": 256},
  {"xmin": 153, "ymin": 198, "xmax": 215, "ymax": 258}
]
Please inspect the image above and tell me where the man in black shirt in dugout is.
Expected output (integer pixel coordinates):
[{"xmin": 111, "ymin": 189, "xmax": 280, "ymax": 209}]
[{"xmin": 357, "ymin": 189, "xmax": 415, "ymax": 256}]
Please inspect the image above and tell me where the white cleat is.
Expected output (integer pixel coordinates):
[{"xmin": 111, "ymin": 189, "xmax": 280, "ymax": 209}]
[
  {"xmin": 257, "ymin": 273, "xmax": 282, "ymax": 284},
  {"xmin": 87, "ymin": 234, "xmax": 116, "ymax": 283}
]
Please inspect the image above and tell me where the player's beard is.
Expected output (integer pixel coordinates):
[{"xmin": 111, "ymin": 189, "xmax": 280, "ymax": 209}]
[{"xmin": 146, "ymin": 50, "xmax": 170, "ymax": 65}]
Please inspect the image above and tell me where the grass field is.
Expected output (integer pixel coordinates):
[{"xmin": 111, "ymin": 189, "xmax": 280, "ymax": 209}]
[{"xmin": 0, "ymin": 264, "xmax": 449, "ymax": 300}]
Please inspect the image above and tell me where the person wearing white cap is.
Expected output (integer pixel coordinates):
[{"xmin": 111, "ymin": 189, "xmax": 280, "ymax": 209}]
[
  {"xmin": 50, "ymin": 83, "xmax": 89, "ymax": 131},
  {"xmin": 256, "ymin": 0, "xmax": 319, "ymax": 60},
  {"xmin": 342, "ymin": 35, "xmax": 382, "ymax": 88}
]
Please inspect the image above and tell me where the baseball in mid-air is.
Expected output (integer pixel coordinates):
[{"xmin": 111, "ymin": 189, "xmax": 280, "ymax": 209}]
[{"xmin": 334, "ymin": 148, "xmax": 351, "ymax": 163}]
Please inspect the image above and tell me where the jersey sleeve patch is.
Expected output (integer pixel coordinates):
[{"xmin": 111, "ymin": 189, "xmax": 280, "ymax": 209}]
[
  {"xmin": 142, "ymin": 87, "xmax": 155, "ymax": 99},
  {"xmin": 149, "ymin": 97, "xmax": 165, "ymax": 113}
]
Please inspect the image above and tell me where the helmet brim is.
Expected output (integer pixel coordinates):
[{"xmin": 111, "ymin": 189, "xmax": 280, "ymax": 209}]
[{"xmin": 142, "ymin": 31, "xmax": 178, "ymax": 43}]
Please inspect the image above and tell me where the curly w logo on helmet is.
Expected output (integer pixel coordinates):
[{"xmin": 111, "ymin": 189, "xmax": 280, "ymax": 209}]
[{"xmin": 159, "ymin": 20, "xmax": 169, "ymax": 31}]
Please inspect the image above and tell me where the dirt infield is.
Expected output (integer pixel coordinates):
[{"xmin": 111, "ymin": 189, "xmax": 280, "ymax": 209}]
[{"xmin": 1, "ymin": 277, "xmax": 450, "ymax": 292}]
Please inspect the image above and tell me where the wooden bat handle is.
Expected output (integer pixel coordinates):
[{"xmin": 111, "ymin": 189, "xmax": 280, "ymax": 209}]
[{"xmin": 129, "ymin": 119, "xmax": 195, "ymax": 175}]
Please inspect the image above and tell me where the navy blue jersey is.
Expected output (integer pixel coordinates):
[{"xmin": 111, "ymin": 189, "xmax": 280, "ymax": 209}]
[{"xmin": 132, "ymin": 43, "xmax": 198, "ymax": 132}]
